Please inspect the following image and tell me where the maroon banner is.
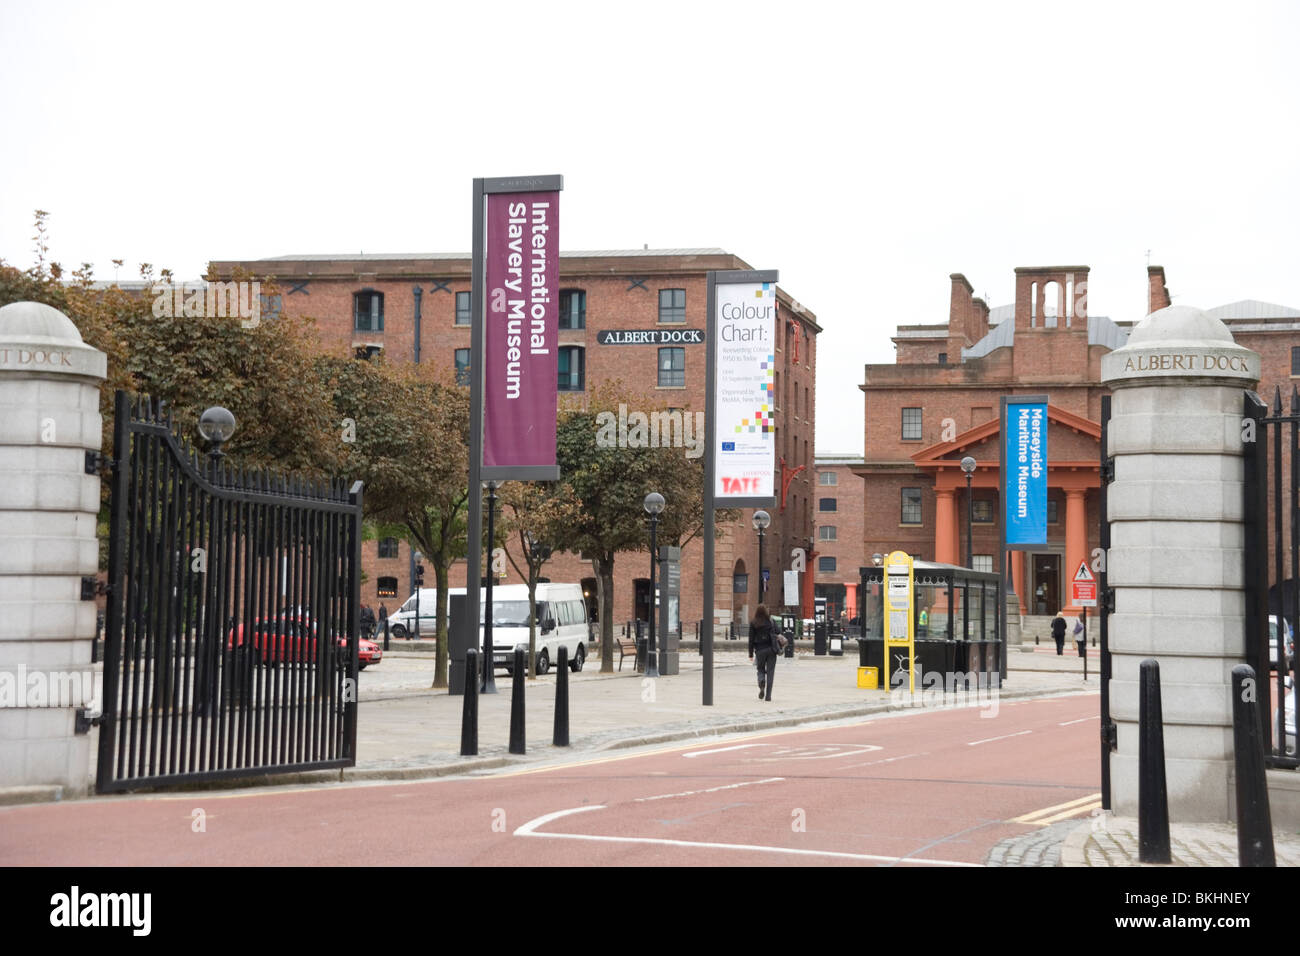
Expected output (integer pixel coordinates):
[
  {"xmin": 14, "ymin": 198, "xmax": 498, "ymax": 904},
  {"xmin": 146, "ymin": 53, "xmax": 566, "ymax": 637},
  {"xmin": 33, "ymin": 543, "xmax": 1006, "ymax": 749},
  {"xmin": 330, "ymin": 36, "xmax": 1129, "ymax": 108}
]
[{"xmin": 483, "ymin": 191, "xmax": 559, "ymax": 473}]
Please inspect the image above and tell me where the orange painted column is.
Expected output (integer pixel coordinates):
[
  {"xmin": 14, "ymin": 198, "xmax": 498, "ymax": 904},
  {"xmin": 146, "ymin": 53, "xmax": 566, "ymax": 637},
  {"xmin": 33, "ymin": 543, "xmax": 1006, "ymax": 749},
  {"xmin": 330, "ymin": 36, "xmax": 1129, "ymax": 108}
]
[
  {"xmin": 1064, "ymin": 488, "xmax": 1087, "ymax": 614},
  {"xmin": 952, "ymin": 495, "xmax": 962, "ymax": 567},
  {"xmin": 934, "ymin": 489, "xmax": 956, "ymax": 564},
  {"xmin": 1011, "ymin": 549, "xmax": 1026, "ymax": 615}
]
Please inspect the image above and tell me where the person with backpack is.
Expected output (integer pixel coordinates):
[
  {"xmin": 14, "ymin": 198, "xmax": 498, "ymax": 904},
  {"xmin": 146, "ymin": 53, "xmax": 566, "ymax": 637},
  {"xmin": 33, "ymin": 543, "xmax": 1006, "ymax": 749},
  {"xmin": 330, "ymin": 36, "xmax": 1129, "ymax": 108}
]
[{"xmin": 749, "ymin": 604, "xmax": 783, "ymax": 702}]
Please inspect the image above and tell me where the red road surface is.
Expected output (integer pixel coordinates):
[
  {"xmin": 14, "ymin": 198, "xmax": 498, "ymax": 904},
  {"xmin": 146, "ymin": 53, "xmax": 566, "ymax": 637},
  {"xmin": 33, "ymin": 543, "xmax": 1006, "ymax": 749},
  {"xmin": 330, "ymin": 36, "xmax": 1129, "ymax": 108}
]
[{"xmin": 1, "ymin": 693, "xmax": 1099, "ymax": 866}]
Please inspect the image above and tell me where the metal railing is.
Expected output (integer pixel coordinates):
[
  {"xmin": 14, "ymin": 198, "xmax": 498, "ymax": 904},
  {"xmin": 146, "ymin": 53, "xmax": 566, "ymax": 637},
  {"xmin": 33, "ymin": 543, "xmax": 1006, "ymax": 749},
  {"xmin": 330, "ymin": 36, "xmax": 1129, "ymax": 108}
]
[
  {"xmin": 96, "ymin": 392, "xmax": 363, "ymax": 792},
  {"xmin": 1244, "ymin": 386, "xmax": 1299, "ymax": 767}
]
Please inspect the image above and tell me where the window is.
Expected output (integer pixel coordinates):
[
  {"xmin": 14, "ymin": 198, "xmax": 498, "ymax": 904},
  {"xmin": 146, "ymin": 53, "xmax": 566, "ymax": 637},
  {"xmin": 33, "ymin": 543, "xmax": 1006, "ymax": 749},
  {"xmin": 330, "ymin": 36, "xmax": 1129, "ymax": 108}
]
[
  {"xmin": 354, "ymin": 345, "xmax": 382, "ymax": 361},
  {"xmin": 1047, "ymin": 499, "xmax": 1059, "ymax": 524},
  {"xmin": 455, "ymin": 291, "xmax": 471, "ymax": 326},
  {"xmin": 819, "ymin": 471, "xmax": 837, "ymax": 486},
  {"xmin": 733, "ymin": 573, "xmax": 748, "ymax": 594},
  {"xmin": 354, "ymin": 290, "xmax": 383, "ymax": 332},
  {"xmin": 377, "ymin": 576, "xmax": 398, "ymax": 598},
  {"xmin": 938, "ymin": 352, "xmax": 948, "ymax": 365},
  {"xmin": 972, "ymin": 499, "xmax": 994, "ymax": 523},
  {"xmin": 378, "ymin": 537, "xmax": 399, "ymax": 559},
  {"xmin": 1293, "ymin": 346, "xmax": 1300, "ymax": 375},
  {"xmin": 819, "ymin": 526, "xmax": 837, "ymax": 541},
  {"xmin": 558, "ymin": 346, "xmax": 585, "ymax": 391},
  {"xmin": 559, "ymin": 290, "xmax": 585, "ymax": 330},
  {"xmin": 454, "ymin": 348, "xmax": 471, "ymax": 386},
  {"xmin": 901, "ymin": 487, "xmax": 922, "ymax": 524},
  {"xmin": 818, "ymin": 556, "xmax": 837, "ymax": 573},
  {"xmin": 259, "ymin": 293, "xmax": 282, "ymax": 320},
  {"xmin": 658, "ymin": 347, "xmax": 685, "ymax": 387},
  {"xmin": 818, "ymin": 497, "xmax": 837, "ymax": 512},
  {"xmin": 972, "ymin": 555, "xmax": 993, "ymax": 573},
  {"xmin": 901, "ymin": 407, "xmax": 922, "ymax": 440},
  {"xmin": 658, "ymin": 288, "xmax": 686, "ymax": 323}
]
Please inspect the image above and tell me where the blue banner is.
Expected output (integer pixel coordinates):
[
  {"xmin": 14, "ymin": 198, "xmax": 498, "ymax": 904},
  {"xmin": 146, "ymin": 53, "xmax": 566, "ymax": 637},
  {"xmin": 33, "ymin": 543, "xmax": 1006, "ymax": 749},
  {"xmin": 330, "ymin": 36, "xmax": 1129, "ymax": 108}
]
[{"xmin": 1004, "ymin": 400, "xmax": 1047, "ymax": 546}]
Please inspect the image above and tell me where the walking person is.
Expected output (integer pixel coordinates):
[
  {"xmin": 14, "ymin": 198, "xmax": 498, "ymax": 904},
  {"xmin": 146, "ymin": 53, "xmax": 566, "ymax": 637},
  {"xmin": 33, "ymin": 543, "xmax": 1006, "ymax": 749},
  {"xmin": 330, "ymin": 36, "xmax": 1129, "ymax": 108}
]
[
  {"xmin": 378, "ymin": 602, "xmax": 389, "ymax": 641},
  {"xmin": 359, "ymin": 603, "xmax": 376, "ymax": 640},
  {"xmin": 1051, "ymin": 609, "xmax": 1067, "ymax": 656},
  {"xmin": 749, "ymin": 604, "xmax": 780, "ymax": 702}
]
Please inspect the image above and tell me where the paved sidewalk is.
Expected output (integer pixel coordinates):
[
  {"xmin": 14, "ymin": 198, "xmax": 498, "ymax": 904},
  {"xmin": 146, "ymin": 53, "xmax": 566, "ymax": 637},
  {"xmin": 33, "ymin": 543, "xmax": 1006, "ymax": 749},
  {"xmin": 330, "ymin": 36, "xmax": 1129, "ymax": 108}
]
[
  {"xmin": 1058, "ymin": 815, "xmax": 1300, "ymax": 867},
  {"xmin": 344, "ymin": 647, "xmax": 1092, "ymax": 778}
]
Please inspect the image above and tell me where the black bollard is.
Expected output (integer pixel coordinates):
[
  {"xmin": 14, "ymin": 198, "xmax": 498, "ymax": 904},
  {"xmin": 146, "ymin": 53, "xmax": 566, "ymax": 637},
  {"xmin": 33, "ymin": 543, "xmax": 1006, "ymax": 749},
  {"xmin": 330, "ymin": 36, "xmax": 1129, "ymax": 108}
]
[
  {"xmin": 1138, "ymin": 658, "xmax": 1171, "ymax": 863},
  {"xmin": 1232, "ymin": 664, "xmax": 1275, "ymax": 866},
  {"xmin": 460, "ymin": 648, "xmax": 479, "ymax": 756},
  {"xmin": 383, "ymin": 618, "xmax": 390, "ymax": 652},
  {"xmin": 509, "ymin": 647, "xmax": 526, "ymax": 755},
  {"xmin": 554, "ymin": 645, "xmax": 570, "ymax": 747}
]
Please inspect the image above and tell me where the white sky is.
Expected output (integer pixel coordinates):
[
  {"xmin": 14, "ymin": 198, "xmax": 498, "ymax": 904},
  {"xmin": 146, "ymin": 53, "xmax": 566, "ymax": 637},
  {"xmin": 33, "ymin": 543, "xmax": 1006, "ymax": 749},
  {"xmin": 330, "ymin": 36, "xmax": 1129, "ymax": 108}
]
[{"xmin": 2, "ymin": 0, "xmax": 1297, "ymax": 457}]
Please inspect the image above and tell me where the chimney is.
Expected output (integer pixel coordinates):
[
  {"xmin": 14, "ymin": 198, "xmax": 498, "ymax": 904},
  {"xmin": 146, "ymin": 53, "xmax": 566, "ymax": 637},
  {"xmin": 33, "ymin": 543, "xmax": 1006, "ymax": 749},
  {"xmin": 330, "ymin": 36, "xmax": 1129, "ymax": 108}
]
[
  {"xmin": 949, "ymin": 273, "xmax": 974, "ymax": 337},
  {"xmin": 1147, "ymin": 266, "xmax": 1171, "ymax": 313}
]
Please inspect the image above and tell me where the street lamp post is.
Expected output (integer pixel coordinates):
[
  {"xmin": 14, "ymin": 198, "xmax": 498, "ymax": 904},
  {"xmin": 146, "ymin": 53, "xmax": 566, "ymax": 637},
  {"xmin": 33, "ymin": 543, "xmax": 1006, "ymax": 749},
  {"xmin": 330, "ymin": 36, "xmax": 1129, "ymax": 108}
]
[
  {"xmin": 961, "ymin": 456, "xmax": 976, "ymax": 644},
  {"xmin": 198, "ymin": 406, "xmax": 236, "ymax": 483},
  {"xmin": 753, "ymin": 510, "xmax": 771, "ymax": 606},
  {"xmin": 413, "ymin": 550, "xmax": 424, "ymax": 643},
  {"xmin": 643, "ymin": 492, "xmax": 665, "ymax": 679}
]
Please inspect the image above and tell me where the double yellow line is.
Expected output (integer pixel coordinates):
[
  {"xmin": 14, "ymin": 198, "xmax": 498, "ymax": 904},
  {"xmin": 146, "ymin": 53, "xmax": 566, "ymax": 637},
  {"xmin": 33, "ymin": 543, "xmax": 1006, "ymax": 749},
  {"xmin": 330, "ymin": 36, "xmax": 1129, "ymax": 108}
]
[{"xmin": 1010, "ymin": 793, "xmax": 1101, "ymax": 826}]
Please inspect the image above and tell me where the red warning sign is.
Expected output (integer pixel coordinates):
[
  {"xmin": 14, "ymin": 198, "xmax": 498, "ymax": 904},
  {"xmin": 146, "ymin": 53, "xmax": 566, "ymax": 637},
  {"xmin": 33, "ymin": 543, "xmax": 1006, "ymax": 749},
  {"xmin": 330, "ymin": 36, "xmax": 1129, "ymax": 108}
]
[{"xmin": 1071, "ymin": 559, "xmax": 1097, "ymax": 607}]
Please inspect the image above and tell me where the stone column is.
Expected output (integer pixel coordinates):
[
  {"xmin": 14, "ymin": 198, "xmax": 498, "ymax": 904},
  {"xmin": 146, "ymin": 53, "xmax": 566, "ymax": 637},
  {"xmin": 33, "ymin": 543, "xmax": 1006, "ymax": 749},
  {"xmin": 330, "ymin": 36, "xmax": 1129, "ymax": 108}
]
[
  {"xmin": 1101, "ymin": 305, "xmax": 1259, "ymax": 823},
  {"xmin": 0, "ymin": 302, "xmax": 107, "ymax": 798},
  {"xmin": 1011, "ymin": 549, "xmax": 1027, "ymax": 616}
]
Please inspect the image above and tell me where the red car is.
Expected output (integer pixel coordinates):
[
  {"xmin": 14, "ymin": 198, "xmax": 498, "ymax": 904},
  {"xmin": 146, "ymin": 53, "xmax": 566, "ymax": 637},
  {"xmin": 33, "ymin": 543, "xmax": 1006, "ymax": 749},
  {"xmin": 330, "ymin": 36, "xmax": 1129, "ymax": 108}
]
[{"xmin": 227, "ymin": 615, "xmax": 382, "ymax": 670}]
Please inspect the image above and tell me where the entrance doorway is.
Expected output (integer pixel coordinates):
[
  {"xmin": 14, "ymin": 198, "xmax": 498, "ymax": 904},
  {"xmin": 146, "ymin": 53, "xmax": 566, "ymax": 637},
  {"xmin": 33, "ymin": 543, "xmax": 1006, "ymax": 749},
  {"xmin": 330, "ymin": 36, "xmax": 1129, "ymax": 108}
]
[
  {"xmin": 634, "ymin": 578, "xmax": 651, "ymax": 622},
  {"xmin": 1032, "ymin": 554, "xmax": 1060, "ymax": 614}
]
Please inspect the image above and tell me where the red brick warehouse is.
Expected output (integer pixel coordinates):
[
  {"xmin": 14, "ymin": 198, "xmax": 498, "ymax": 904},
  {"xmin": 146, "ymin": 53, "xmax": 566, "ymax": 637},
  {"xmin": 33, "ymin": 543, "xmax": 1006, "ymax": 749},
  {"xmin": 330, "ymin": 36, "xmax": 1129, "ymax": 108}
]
[
  {"xmin": 854, "ymin": 263, "xmax": 1298, "ymax": 625},
  {"xmin": 211, "ymin": 249, "xmax": 822, "ymax": 634}
]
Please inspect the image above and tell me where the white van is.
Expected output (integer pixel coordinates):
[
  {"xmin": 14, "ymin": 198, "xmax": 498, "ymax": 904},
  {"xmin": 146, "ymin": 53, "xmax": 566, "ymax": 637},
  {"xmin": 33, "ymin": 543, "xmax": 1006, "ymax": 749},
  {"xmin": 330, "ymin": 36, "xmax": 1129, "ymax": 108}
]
[
  {"xmin": 485, "ymin": 583, "xmax": 589, "ymax": 674},
  {"xmin": 389, "ymin": 588, "xmax": 462, "ymax": 639}
]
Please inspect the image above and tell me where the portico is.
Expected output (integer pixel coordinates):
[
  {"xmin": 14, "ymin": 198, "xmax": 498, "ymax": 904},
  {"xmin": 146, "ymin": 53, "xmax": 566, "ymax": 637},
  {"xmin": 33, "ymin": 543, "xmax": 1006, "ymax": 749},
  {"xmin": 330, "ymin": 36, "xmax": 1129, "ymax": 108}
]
[{"xmin": 911, "ymin": 404, "xmax": 1102, "ymax": 615}]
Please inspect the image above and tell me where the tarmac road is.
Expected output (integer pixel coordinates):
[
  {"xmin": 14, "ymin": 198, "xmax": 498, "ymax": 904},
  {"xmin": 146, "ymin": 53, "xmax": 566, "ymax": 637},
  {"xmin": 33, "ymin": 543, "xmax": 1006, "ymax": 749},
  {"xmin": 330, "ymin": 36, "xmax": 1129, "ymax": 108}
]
[{"xmin": 0, "ymin": 692, "xmax": 1098, "ymax": 866}]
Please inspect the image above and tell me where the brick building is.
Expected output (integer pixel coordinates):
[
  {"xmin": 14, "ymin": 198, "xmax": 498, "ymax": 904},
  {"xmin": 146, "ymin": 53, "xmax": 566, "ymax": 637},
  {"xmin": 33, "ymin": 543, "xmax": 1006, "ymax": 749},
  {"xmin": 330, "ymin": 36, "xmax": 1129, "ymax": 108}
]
[
  {"xmin": 210, "ymin": 249, "xmax": 821, "ymax": 633},
  {"xmin": 856, "ymin": 263, "xmax": 1298, "ymax": 618},
  {"xmin": 812, "ymin": 454, "xmax": 866, "ymax": 622}
]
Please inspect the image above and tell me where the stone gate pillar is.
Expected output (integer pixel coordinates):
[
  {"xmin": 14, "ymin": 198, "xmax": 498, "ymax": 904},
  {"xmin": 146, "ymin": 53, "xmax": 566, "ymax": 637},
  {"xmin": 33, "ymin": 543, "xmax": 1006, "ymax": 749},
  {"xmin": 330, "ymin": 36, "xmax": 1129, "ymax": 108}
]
[
  {"xmin": 1101, "ymin": 305, "xmax": 1259, "ymax": 822},
  {"xmin": 0, "ymin": 302, "xmax": 107, "ymax": 797}
]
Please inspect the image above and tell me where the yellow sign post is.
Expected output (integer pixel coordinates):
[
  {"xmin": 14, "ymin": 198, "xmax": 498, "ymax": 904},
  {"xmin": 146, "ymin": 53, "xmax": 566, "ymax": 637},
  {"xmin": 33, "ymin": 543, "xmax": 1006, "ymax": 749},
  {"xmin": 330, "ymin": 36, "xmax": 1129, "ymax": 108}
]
[{"xmin": 883, "ymin": 550, "xmax": 915, "ymax": 694}]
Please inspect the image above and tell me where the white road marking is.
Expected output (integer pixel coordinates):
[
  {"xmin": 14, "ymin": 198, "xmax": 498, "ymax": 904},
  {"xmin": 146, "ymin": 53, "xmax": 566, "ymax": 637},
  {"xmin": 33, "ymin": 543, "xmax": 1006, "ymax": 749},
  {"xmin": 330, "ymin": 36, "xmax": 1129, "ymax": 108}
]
[
  {"xmin": 513, "ymin": 805, "xmax": 980, "ymax": 866},
  {"xmin": 683, "ymin": 744, "xmax": 762, "ymax": 758},
  {"xmin": 514, "ymin": 804, "xmax": 606, "ymax": 835},
  {"xmin": 1058, "ymin": 715, "xmax": 1099, "ymax": 726},
  {"xmin": 839, "ymin": 751, "xmax": 926, "ymax": 770},
  {"xmin": 634, "ymin": 777, "xmax": 785, "ymax": 803},
  {"xmin": 966, "ymin": 730, "xmax": 1032, "ymax": 746}
]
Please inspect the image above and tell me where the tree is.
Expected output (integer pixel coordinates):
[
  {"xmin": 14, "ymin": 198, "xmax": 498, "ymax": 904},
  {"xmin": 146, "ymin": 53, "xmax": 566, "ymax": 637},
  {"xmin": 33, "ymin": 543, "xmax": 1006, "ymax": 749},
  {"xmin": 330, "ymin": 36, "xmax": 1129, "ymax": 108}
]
[
  {"xmin": 554, "ymin": 385, "xmax": 714, "ymax": 672},
  {"xmin": 498, "ymin": 479, "xmax": 581, "ymax": 678},
  {"xmin": 326, "ymin": 354, "xmax": 470, "ymax": 688}
]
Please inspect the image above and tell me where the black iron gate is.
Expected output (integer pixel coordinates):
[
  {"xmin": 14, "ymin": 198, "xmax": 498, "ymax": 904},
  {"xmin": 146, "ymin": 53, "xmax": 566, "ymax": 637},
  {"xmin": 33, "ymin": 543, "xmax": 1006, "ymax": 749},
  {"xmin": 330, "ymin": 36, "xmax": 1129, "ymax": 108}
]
[
  {"xmin": 96, "ymin": 392, "xmax": 363, "ymax": 792},
  {"xmin": 1244, "ymin": 385, "xmax": 1299, "ymax": 767},
  {"xmin": 1099, "ymin": 394, "xmax": 1116, "ymax": 808}
]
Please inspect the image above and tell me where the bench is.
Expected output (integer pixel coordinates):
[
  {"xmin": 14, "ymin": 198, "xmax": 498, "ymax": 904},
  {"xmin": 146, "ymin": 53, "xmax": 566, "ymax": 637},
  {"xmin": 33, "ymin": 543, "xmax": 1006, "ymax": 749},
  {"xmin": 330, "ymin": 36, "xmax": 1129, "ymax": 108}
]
[{"xmin": 615, "ymin": 637, "xmax": 639, "ymax": 671}]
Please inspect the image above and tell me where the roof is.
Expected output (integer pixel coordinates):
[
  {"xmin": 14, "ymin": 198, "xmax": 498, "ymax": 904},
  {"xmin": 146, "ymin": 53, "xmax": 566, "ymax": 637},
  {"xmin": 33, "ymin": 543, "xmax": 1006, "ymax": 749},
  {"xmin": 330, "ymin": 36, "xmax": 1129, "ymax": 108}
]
[
  {"xmin": 1205, "ymin": 300, "xmax": 1300, "ymax": 321},
  {"xmin": 252, "ymin": 248, "xmax": 731, "ymax": 262}
]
